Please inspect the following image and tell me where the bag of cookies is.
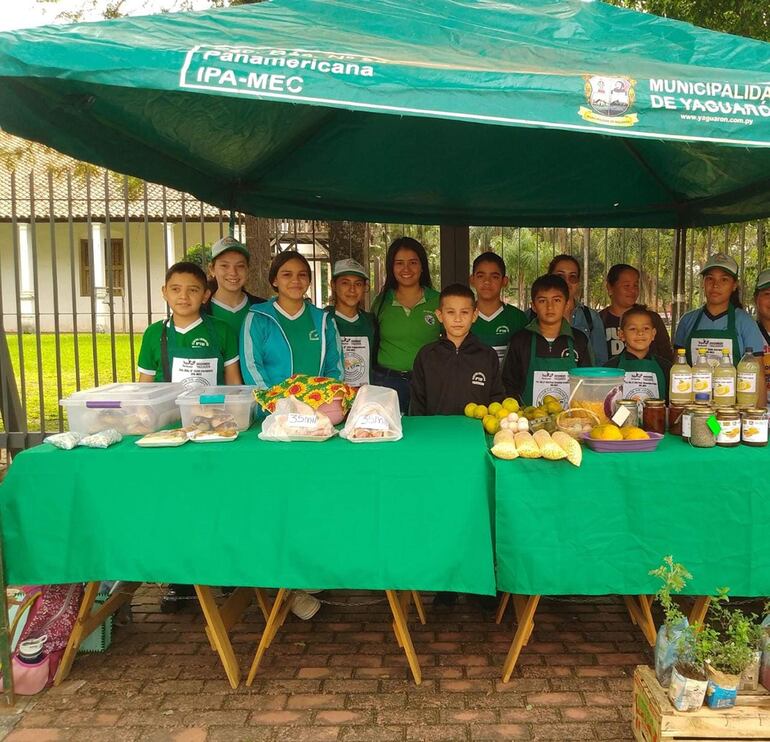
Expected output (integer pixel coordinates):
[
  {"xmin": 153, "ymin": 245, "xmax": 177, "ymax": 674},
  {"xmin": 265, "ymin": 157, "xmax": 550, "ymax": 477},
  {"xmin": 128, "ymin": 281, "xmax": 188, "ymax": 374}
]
[{"xmin": 340, "ymin": 385, "xmax": 402, "ymax": 443}]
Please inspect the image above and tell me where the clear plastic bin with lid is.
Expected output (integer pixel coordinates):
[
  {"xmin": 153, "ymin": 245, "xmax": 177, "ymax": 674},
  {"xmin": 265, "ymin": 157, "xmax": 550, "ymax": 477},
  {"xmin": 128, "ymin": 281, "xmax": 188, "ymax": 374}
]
[{"xmin": 568, "ymin": 368, "xmax": 624, "ymax": 424}]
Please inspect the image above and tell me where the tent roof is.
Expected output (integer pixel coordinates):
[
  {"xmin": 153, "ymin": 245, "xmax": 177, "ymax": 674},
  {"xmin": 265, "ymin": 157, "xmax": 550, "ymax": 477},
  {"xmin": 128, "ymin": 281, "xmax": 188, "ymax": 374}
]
[{"xmin": 0, "ymin": 0, "xmax": 769, "ymax": 227}]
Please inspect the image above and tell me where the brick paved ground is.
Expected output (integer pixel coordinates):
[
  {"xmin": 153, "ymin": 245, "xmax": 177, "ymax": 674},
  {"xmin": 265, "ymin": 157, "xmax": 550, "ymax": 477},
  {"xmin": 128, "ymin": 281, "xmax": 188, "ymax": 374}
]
[{"xmin": 0, "ymin": 587, "xmax": 652, "ymax": 741}]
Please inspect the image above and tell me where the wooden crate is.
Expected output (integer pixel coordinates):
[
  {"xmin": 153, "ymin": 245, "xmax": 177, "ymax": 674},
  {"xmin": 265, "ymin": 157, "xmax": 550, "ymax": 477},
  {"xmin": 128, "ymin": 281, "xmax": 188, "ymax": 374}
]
[{"xmin": 632, "ymin": 665, "xmax": 770, "ymax": 741}]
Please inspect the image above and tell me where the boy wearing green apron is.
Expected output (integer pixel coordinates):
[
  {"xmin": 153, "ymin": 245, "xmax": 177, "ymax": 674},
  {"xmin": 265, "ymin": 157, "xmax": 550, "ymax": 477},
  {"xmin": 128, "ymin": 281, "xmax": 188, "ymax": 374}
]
[
  {"xmin": 502, "ymin": 274, "xmax": 592, "ymax": 406},
  {"xmin": 138, "ymin": 261, "xmax": 241, "ymax": 388},
  {"xmin": 604, "ymin": 304, "xmax": 671, "ymax": 402}
]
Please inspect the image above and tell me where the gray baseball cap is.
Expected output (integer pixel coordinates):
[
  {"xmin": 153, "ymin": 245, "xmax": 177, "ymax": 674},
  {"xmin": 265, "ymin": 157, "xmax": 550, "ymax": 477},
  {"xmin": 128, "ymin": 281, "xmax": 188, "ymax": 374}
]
[
  {"xmin": 700, "ymin": 252, "xmax": 738, "ymax": 278},
  {"xmin": 332, "ymin": 258, "xmax": 368, "ymax": 280},
  {"xmin": 211, "ymin": 236, "xmax": 249, "ymax": 261},
  {"xmin": 755, "ymin": 268, "xmax": 770, "ymax": 293}
]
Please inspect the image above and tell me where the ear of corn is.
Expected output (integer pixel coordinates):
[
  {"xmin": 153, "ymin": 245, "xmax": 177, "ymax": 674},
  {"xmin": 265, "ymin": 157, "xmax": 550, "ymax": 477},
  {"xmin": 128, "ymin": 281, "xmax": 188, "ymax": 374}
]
[
  {"xmin": 532, "ymin": 429, "xmax": 567, "ymax": 460},
  {"xmin": 514, "ymin": 431, "xmax": 541, "ymax": 458},
  {"xmin": 552, "ymin": 431, "xmax": 583, "ymax": 467}
]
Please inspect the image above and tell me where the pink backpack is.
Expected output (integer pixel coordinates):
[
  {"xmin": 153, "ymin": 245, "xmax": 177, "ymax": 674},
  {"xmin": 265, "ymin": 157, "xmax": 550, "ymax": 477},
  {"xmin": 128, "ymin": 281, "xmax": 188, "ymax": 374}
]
[{"xmin": 2, "ymin": 583, "xmax": 84, "ymax": 695}]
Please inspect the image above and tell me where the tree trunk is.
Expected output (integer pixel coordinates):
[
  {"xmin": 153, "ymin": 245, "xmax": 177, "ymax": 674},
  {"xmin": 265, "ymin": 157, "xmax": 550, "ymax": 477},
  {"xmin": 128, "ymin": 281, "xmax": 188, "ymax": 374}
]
[
  {"xmin": 327, "ymin": 221, "xmax": 368, "ymax": 268},
  {"xmin": 244, "ymin": 215, "xmax": 273, "ymax": 298}
]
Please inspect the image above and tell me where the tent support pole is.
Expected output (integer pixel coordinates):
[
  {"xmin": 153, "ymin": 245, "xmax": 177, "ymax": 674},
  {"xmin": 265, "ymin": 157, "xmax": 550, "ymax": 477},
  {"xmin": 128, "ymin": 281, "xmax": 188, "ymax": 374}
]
[
  {"xmin": 671, "ymin": 226, "xmax": 687, "ymax": 333},
  {"xmin": 439, "ymin": 225, "xmax": 469, "ymax": 288}
]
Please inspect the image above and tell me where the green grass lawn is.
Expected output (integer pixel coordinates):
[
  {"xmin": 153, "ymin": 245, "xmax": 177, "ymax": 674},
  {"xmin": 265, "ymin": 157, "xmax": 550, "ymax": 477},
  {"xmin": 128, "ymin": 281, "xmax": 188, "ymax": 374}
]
[{"xmin": 3, "ymin": 333, "xmax": 143, "ymax": 432}]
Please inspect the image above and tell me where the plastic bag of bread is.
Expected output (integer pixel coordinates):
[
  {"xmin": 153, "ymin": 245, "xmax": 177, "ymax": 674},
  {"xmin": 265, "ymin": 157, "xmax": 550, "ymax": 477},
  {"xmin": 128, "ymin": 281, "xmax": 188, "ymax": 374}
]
[
  {"xmin": 339, "ymin": 385, "xmax": 402, "ymax": 443},
  {"xmin": 258, "ymin": 397, "xmax": 337, "ymax": 442},
  {"xmin": 490, "ymin": 429, "xmax": 518, "ymax": 460},
  {"xmin": 532, "ymin": 429, "xmax": 567, "ymax": 460},
  {"xmin": 514, "ymin": 431, "xmax": 541, "ymax": 458},
  {"xmin": 551, "ymin": 431, "xmax": 582, "ymax": 467}
]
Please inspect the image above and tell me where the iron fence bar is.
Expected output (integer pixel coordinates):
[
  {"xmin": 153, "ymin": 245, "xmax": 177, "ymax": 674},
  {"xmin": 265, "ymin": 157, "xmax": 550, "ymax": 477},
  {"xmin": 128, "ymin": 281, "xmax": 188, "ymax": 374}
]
[
  {"xmin": 9, "ymin": 173, "xmax": 28, "ymax": 430},
  {"xmin": 199, "ymin": 199, "xmax": 205, "ymax": 247},
  {"xmin": 143, "ymin": 181, "xmax": 152, "ymax": 326},
  {"xmin": 66, "ymin": 172, "xmax": 81, "ymax": 391},
  {"xmin": 654, "ymin": 229, "xmax": 660, "ymax": 315},
  {"xmin": 47, "ymin": 172, "xmax": 64, "ymax": 432},
  {"xmin": 123, "ymin": 176, "xmax": 137, "ymax": 382},
  {"xmin": 162, "ymin": 186, "xmax": 170, "ymax": 273},
  {"xmin": 28, "ymin": 174, "xmax": 46, "ymax": 435},
  {"xmin": 85, "ymin": 170, "xmax": 99, "ymax": 387},
  {"xmin": 103, "ymin": 171, "xmax": 117, "ymax": 382},
  {"xmin": 180, "ymin": 192, "xmax": 188, "ymax": 257}
]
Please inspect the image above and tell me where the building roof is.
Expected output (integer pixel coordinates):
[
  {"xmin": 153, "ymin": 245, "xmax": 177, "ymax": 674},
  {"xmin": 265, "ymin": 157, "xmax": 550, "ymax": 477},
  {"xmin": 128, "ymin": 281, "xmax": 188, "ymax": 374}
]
[{"xmin": 0, "ymin": 130, "xmax": 225, "ymax": 222}]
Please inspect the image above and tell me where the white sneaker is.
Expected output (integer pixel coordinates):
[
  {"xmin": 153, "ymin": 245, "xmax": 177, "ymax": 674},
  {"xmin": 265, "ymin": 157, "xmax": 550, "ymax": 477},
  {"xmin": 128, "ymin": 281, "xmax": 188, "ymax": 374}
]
[{"xmin": 290, "ymin": 591, "xmax": 321, "ymax": 620}]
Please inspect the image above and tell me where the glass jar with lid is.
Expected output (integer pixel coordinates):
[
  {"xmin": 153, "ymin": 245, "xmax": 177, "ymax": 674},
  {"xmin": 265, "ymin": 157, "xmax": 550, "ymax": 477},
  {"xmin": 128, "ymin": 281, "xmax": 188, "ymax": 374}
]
[
  {"xmin": 715, "ymin": 408, "xmax": 741, "ymax": 447},
  {"xmin": 642, "ymin": 399, "xmax": 665, "ymax": 434},
  {"xmin": 668, "ymin": 404, "xmax": 686, "ymax": 435},
  {"xmin": 615, "ymin": 400, "xmax": 640, "ymax": 428},
  {"xmin": 681, "ymin": 404, "xmax": 707, "ymax": 443},
  {"xmin": 690, "ymin": 409, "xmax": 716, "ymax": 448},
  {"xmin": 741, "ymin": 408, "xmax": 768, "ymax": 447}
]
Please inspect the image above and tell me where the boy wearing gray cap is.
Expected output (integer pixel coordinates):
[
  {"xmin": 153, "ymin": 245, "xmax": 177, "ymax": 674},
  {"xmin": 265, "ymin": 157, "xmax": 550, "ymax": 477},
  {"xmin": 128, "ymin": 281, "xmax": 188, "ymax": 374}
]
[{"xmin": 329, "ymin": 258, "xmax": 375, "ymax": 386}]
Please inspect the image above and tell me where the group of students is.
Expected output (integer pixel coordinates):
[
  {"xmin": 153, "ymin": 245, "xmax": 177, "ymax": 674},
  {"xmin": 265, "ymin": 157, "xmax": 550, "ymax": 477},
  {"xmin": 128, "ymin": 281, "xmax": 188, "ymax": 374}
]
[{"xmin": 137, "ymin": 235, "xmax": 770, "ymax": 419}]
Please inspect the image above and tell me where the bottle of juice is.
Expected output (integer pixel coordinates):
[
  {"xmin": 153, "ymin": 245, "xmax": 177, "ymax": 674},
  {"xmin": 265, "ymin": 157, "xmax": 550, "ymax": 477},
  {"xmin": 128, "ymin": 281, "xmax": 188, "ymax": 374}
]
[
  {"xmin": 669, "ymin": 348, "xmax": 693, "ymax": 405},
  {"xmin": 713, "ymin": 348, "xmax": 737, "ymax": 407},
  {"xmin": 736, "ymin": 347, "xmax": 760, "ymax": 407},
  {"xmin": 692, "ymin": 348, "xmax": 713, "ymax": 401}
]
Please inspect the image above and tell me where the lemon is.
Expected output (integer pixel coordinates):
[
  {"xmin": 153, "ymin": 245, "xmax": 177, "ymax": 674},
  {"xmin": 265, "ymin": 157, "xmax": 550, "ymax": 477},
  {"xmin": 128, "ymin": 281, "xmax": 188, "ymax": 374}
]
[
  {"xmin": 545, "ymin": 401, "xmax": 562, "ymax": 415},
  {"xmin": 715, "ymin": 385, "xmax": 729, "ymax": 395},
  {"xmin": 590, "ymin": 424, "xmax": 624, "ymax": 441},
  {"xmin": 738, "ymin": 380, "xmax": 750, "ymax": 391},
  {"xmin": 676, "ymin": 381, "xmax": 690, "ymax": 391},
  {"xmin": 542, "ymin": 395, "xmax": 558, "ymax": 405},
  {"xmin": 474, "ymin": 405, "xmax": 488, "ymax": 419},
  {"xmin": 621, "ymin": 426, "xmax": 649, "ymax": 440},
  {"xmin": 483, "ymin": 415, "xmax": 500, "ymax": 435},
  {"xmin": 694, "ymin": 380, "xmax": 707, "ymax": 391},
  {"xmin": 464, "ymin": 403, "xmax": 478, "ymax": 418},
  {"xmin": 496, "ymin": 407, "xmax": 509, "ymax": 419},
  {"xmin": 488, "ymin": 402, "xmax": 503, "ymax": 415},
  {"xmin": 502, "ymin": 398, "xmax": 520, "ymax": 412}
]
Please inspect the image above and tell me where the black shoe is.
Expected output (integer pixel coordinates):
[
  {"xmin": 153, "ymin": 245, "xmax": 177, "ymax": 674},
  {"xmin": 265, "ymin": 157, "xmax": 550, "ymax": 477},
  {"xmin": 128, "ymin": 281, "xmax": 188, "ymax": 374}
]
[
  {"xmin": 160, "ymin": 584, "xmax": 195, "ymax": 613},
  {"xmin": 433, "ymin": 591, "xmax": 459, "ymax": 607}
]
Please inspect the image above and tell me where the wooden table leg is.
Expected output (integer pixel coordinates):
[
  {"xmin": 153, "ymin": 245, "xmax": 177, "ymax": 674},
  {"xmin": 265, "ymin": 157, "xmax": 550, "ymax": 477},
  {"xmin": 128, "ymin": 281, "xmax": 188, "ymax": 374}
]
[
  {"xmin": 511, "ymin": 595, "xmax": 535, "ymax": 645},
  {"xmin": 55, "ymin": 581, "xmax": 141, "ymax": 685},
  {"xmin": 689, "ymin": 596, "xmax": 710, "ymax": 626},
  {"xmin": 623, "ymin": 595, "xmax": 656, "ymax": 647},
  {"xmin": 386, "ymin": 590, "xmax": 421, "ymax": 685},
  {"xmin": 501, "ymin": 595, "xmax": 540, "ymax": 683},
  {"xmin": 246, "ymin": 588, "xmax": 291, "ymax": 687},
  {"xmin": 495, "ymin": 592, "xmax": 511, "ymax": 625},
  {"xmin": 411, "ymin": 591, "xmax": 426, "ymax": 625},
  {"xmin": 194, "ymin": 585, "xmax": 241, "ymax": 689}
]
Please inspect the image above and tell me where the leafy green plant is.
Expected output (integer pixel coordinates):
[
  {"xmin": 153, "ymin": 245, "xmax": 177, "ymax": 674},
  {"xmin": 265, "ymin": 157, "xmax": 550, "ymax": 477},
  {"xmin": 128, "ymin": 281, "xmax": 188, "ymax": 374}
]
[
  {"xmin": 700, "ymin": 588, "xmax": 758, "ymax": 677},
  {"xmin": 650, "ymin": 555, "xmax": 691, "ymax": 638}
]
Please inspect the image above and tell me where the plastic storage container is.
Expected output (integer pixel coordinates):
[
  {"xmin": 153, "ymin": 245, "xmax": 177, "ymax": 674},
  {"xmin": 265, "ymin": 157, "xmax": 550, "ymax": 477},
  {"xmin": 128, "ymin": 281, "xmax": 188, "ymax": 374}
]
[
  {"xmin": 176, "ymin": 386, "xmax": 257, "ymax": 432},
  {"xmin": 61, "ymin": 383, "xmax": 184, "ymax": 434},
  {"xmin": 568, "ymin": 368, "xmax": 624, "ymax": 424}
]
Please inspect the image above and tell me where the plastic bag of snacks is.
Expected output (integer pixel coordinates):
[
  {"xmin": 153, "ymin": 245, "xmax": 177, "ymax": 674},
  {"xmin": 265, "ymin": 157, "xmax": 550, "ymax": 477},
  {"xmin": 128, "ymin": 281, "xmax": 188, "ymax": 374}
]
[
  {"xmin": 254, "ymin": 375, "xmax": 356, "ymax": 424},
  {"xmin": 258, "ymin": 397, "xmax": 336, "ymax": 442},
  {"xmin": 45, "ymin": 432, "xmax": 84, "ymax": 450},
  {"xmin": 78, "ymin": 429, "xmax": 122, "ymax": 449},
  {"xmin": 340, "ymin": 385, "xmax": 402, "ymax": 443}
]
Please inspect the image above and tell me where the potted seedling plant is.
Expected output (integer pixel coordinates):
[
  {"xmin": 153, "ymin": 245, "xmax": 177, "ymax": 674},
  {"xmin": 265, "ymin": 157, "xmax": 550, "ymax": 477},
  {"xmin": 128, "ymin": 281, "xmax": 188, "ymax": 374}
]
[
  {"xmin": 760, "ymin": 602, "xmax": 770, "ymax": 691},
  {"xmin": 650, "ymin": 556, "xmax": 691, "ymax": 687},
  {"xmin": 702, "ymin": 588, "xmax": 759, "ymax": 709},
  {"xmin": 667, "ymin": 620, "xmax": 709, "ymax": 711}
]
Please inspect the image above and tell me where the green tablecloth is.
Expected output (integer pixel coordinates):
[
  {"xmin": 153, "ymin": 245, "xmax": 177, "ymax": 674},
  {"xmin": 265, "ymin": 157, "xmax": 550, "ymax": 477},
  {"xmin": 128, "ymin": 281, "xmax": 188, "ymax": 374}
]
[
  {"xmin": 0, "ymin": 417, "xmax": 496, "ymax": 595},
  {"xmin": 494, "ymin": 435, "xmax": 770, "ymax": 596}
]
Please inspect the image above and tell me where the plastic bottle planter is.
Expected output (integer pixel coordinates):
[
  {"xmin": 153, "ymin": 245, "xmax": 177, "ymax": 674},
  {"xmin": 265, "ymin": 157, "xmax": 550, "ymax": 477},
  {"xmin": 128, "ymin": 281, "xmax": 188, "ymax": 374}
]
[
  {"xmin": 739, "ymin": 650, "xmax": 762, "ymax": 691},
  {"xmin": 654, "ymin": 620, "xmax": 687, "ymax": 687},
  {"xmin": 668, "ymin": 666, "xmax": 708, "ymax": 712},
  {"xmin": 705, "ymin": 665, "xmax": 741, "ymax": 709}
]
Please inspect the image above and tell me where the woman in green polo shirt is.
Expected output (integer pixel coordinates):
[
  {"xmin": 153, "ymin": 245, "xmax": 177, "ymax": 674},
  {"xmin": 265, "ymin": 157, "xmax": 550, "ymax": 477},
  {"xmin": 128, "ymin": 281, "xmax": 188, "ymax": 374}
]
[{"xmin": 371, "ymin": 237, "xmax": 441, "ymax": 412}]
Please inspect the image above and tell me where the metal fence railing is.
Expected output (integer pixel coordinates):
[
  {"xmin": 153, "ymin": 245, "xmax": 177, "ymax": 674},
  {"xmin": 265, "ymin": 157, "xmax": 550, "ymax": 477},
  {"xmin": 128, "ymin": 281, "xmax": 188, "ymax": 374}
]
[{"xmin": 1, "ymin": 162, "xmax": 767, "ymax": 454}]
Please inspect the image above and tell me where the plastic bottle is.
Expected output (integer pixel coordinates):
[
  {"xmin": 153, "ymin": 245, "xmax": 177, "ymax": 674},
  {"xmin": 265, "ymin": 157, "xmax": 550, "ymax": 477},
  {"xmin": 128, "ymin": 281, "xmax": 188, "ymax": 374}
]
[
  {"xmin": 713, "ymin": 348, "xmax": 737, "ymax": 407},
  {"xmin": 691, "ymin": 348, "xmax": 713, "ymax": 401},
  {"xmin": 669, "ymin": 348, "xmax": 693, "ymax": 405},
  {"xmin": 736, "ymin": 347, "xmax": 760, "ymax": 407}
]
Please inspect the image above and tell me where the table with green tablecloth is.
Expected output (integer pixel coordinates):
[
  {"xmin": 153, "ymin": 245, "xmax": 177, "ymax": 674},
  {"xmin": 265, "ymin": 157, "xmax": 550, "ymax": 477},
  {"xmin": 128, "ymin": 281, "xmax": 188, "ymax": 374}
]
[
  {"xmin": 492, "ymin": 434, "xmax": 770, "ymax": 680},
  {"xmin": 0, "ymin": 416, "xmax": 496, "ymax": 686}
]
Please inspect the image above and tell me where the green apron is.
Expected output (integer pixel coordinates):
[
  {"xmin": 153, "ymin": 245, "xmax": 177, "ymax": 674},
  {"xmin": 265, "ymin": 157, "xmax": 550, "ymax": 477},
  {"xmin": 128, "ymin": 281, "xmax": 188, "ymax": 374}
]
[
  {"xmin": 522, "ymin": 332, "xmax": 576, "ymax": 407},
  {"xmin": 684, "ymin": 304, "xmax": 740, "ymax": 367},
  {"xmin": 160, "ymin": 316, "xmax": 224, "ymax": 388},
  {"xmin": 615, "ymin": 351, "xmax": 665, "ymax": 401}
]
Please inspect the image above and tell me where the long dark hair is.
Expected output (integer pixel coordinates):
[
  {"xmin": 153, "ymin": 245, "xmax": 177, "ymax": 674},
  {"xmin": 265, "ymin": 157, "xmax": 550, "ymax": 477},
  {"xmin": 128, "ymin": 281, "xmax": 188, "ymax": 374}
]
[
  {"xmin": 382, "ymin": 237, "xmax": 433, "ymax": 292},
  {"xmin": 268, "ymin": 251, "xmax": 312, "ymax": 292},
  {"xmin": 547, "ymin": 254, "xmax": 581, "ymax": 278}
]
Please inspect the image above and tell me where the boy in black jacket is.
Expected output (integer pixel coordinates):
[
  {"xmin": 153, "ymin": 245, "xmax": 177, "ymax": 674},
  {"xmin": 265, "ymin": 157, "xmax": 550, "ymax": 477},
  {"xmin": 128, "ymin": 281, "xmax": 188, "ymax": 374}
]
[{"xmin": 410, "ymin": 283, "xmax": 504, "ymax": 415}]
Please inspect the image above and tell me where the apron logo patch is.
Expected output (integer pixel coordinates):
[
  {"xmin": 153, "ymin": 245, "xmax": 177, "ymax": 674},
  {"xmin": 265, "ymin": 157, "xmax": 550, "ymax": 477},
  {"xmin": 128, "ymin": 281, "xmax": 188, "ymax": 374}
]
[
  {"xmin": 561, "ymin": 347, "xmax": 579, "ymax": 363},
  {"xmin": 471, "ymin": 371, "xmax": 486, "ymax": 386},
  {"xmin": 191, "ymin": 338, "xmax": 210, "ymax": 348},
  {"xmin": 496, "ymin": 325, "xmax": 509, "ymax": 335},
  {"xmin": 309, "ymin": 329, "xmax": 320, "ymax": 341},
  {"xmin": 424, "ymin": 313, "xmax": 436, "ymax": 326}
]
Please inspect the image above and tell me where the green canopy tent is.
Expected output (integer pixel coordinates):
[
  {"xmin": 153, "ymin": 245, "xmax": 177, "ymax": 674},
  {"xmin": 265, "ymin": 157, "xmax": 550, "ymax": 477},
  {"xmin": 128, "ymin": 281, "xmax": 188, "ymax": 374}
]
[{"xmin": 0, "ymin": 0, "xmax": 769, "ymax": 230}]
